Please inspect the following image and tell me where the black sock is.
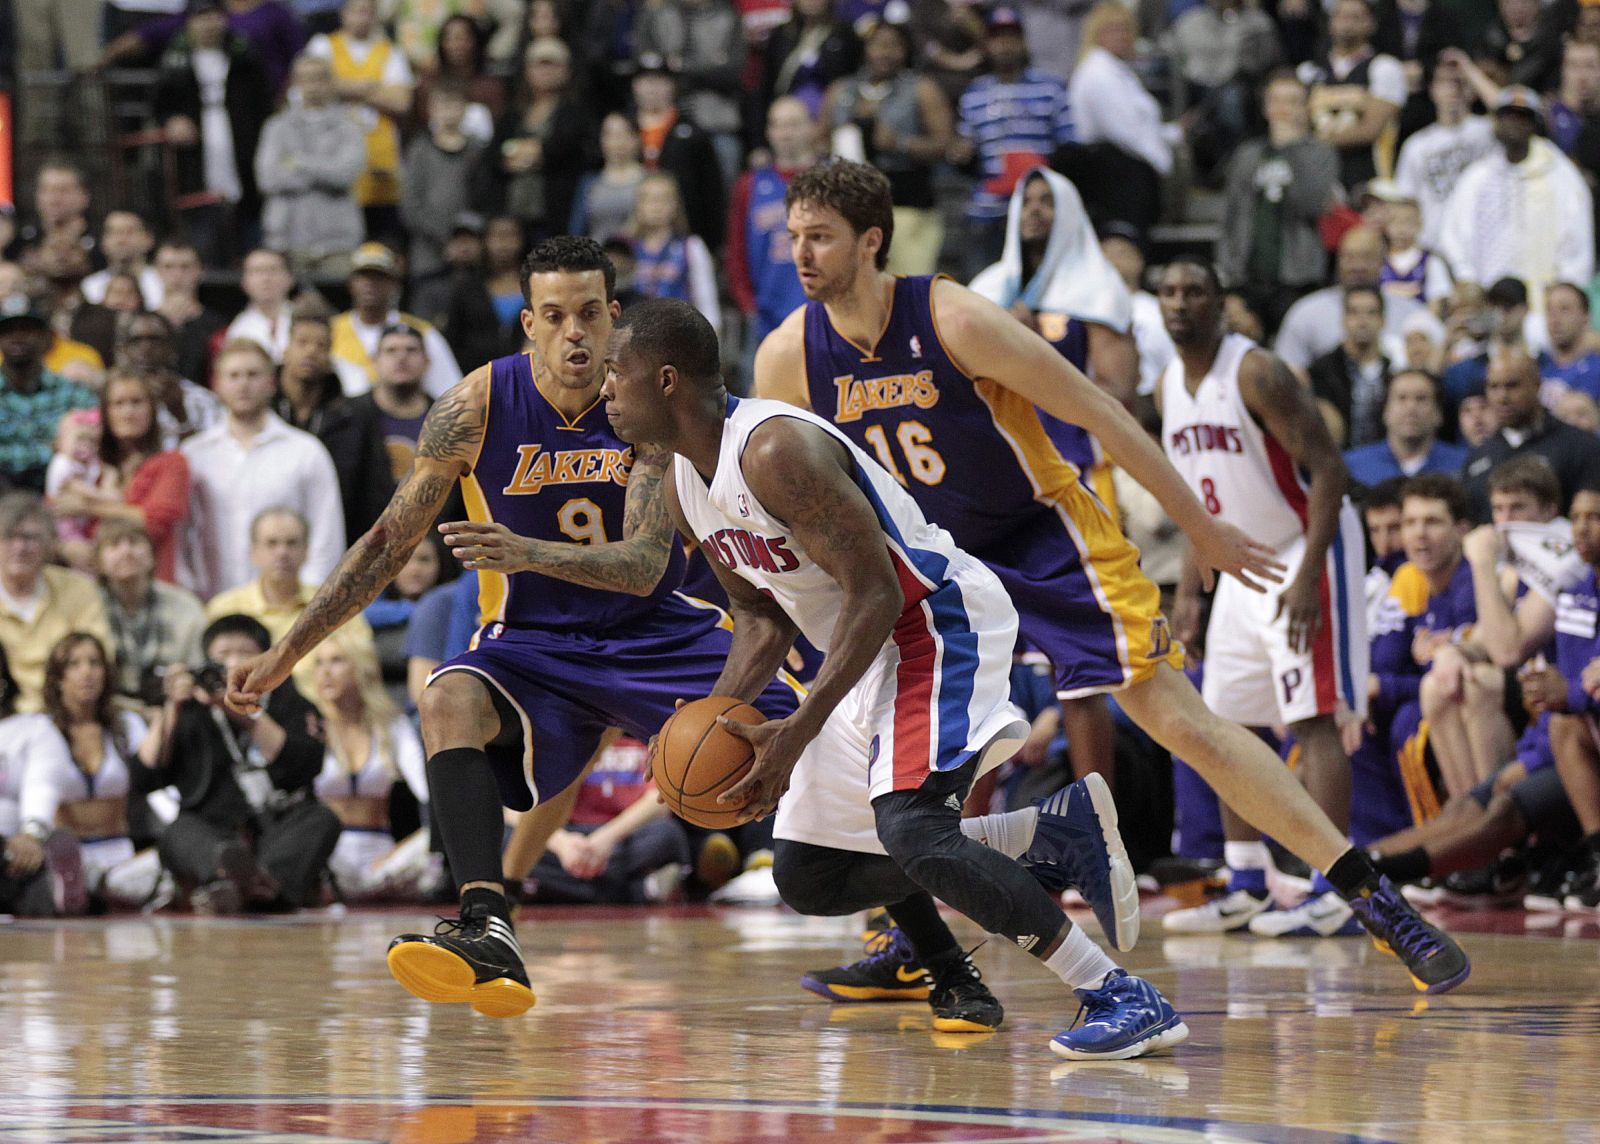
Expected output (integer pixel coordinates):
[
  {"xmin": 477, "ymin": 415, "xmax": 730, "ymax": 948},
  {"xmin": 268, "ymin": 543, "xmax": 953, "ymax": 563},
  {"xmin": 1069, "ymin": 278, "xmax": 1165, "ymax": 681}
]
[
  {"xmin": 1582, "ymin": 831, "xmax": 1600, "ymax": 860},
  {"xmin": 887, "ymin": 892, "xmax": 961, "ymax": 966},
  {"xmin": 425, "ymin": 748, "xmax": 508, "ymax": 899},
  {"xmin": 1371, "ymin": 847, "xmax": 1431, "ymax": 883},
  {"xmin": 1325, "ymin": 847, "xmax": 1382, "ymax": 898},
  {"xmin": 461, "ymin": 885, "xmax": 512, "ymax": 925}
]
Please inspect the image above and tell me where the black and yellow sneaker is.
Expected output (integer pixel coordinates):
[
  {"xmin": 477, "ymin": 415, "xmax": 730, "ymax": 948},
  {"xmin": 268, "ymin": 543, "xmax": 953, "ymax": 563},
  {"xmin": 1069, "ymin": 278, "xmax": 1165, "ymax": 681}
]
[
  {"xmin": 926, "ymin": 950, "xmax": 1004, "ymax": 1033},
  {"xmin": 800, "ymin": 927, "xmax": 931, "ymax": 1003},
  {"xmin": 859, "ymin": 906, "xmax": 892, "ymax": 940},
  {"xmin": 387, "ymin": 900, "xmax": 536, "ymax": 1017}
]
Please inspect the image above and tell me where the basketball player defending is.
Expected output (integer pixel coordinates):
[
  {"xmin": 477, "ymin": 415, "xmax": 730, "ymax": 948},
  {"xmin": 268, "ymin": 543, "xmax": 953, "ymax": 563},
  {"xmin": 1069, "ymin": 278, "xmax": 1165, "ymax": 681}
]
[
  {"xmin": 603, "ymin": 296, "xmax": 1188, "ymax": 1059},
  {"xmin": 1157, "ymin": 258, "xmax": 1374, "ymax": 939},
  {"xmin": 755, "ymin": 160, "xmax": 1469, "ymax": 998},
  {"xmin": 224, "ymin": 239, "xmax": 813, "ymax": 1017}
]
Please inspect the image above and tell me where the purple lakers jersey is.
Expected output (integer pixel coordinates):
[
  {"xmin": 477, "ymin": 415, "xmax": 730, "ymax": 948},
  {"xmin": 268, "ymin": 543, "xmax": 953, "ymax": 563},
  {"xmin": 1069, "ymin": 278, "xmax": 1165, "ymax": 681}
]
[
  {"xmin": 463, "ymin": 353, "xmax": 686, "ymax": 631},
  {"xmin": 802, "ymin": 276, "xmax": 1086, "ymax": 551},
  {"xmin": 1032, "ymin": 310, "xmax": 1098, "ymax": 478}
]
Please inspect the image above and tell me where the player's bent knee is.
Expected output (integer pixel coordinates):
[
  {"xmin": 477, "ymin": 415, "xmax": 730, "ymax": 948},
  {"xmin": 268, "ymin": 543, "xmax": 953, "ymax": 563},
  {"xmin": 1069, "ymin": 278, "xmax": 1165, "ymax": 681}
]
[
  {"xmin": 419, "ymin": 672, "xmax": 499, "ymax": 751},
  {"xmin": 771, "ymin": 860, "xmax": 854, "ymax": 916},
  {"xmin": 898, "ymin": 851, "xmax": 1018, "ymax": 934}
]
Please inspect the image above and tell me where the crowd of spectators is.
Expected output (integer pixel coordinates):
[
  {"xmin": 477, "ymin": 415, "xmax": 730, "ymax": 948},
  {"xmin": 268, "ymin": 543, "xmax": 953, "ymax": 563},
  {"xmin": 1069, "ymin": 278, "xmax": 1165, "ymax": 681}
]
[{"xmin": 6, "ymin": 0, "xmax": 1600, "ymax": 919}]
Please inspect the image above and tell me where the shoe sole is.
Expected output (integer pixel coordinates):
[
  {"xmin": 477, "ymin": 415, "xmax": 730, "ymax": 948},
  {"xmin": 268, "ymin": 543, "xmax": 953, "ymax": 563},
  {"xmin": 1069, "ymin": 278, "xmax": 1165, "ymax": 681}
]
[
  {"xmin": 799, "ymin": 975, "xmax": 929, "ymax": 1003},
  {"xmin": 1080, "ymin": 773, "xmax": 1141, "ymax": 953},
  {"xmin": 1049, "ymin": 1019, "xmax": 1190, "ymax": 1061},
  {"xmin": 932, "ymin": 1013, "xmax": 1003, "ymax": 1033},
  {"xmin": 387, "ymin": 942, "xmax": 536, "ymax": 1017}
]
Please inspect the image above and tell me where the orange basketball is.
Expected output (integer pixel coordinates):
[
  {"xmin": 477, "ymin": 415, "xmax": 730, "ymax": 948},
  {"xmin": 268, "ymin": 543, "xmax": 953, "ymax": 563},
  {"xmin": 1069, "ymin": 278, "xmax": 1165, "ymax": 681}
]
[{"xmin": 653, "ymin": 696, "xmax": 767, "ymax": 829}]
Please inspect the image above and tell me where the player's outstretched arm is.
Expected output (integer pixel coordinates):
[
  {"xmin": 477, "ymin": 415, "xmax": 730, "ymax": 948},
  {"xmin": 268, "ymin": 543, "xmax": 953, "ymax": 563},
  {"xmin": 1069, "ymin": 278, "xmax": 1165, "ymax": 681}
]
[
  {"xmin": 438, "ymin": 444, "xmax": 677, "ymax": 595},
  {"xmin": 929, "ymin": 277, "xmax": 1284, "ymax": 592},
  {"xmin": 1237, "ymin": 347, "xmax": 1349, "ymax": 652},
  {"xmin": 717, "ymin": 420, "xmax": 903, "ymax": 820},
  {"xmin": 225, "ymin": 373, "xmax": 486, "ymax": 713},
  {"xmin": 751, "ymin": 310, "xmax": 814, "ymax": 410}
]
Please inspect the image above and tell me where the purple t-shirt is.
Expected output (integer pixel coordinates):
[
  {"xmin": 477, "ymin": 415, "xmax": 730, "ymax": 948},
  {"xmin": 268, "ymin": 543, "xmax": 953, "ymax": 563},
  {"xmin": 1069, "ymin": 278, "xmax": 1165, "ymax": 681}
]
[{"xmin": 142, "ymin": 2, "xmax": 306, "ymax": 92}]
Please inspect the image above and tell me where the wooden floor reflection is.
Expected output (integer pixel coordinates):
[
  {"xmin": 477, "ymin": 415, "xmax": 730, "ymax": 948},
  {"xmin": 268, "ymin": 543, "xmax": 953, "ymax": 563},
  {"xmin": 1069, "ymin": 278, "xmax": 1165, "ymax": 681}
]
[{"xmin": 2, "ymin": 902, "xmax": 1598, "ymax": 1143}]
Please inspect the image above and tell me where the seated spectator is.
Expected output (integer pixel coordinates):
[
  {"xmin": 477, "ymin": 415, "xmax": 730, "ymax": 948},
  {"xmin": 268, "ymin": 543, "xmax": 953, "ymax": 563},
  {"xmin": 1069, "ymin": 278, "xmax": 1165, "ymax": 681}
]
[
  {"xmin": 726, "ymin": 97, "xmax": 821, "ymax": 358},
  {"xmin": 571, "ymin": 113, "xmax": 647, "ymax": 246},
  {"xmin": 402, "ymin": 569, "xmax": 477, "ymax": 709},
  {"xmin": 1099, "ymin": 228, "xmax": 1174, "ymax": 396},
  {"xmin": 0, "ymin": 296, "xmax": 97, "ymax": 492},
  {"xmin": 1393, "ymin": 64, "xmax": 1495, "ymax": 252},
  {"xmin": 1462, "ymin": 349, "xmax": 1600, "ymax": 522},
  {"xmin": 307, "ymin": 629, "xmax": 429, "ymax": 899},
  {"xmin": 1345, "ymin": 370, "xmax": 1469, "ymax": 490},
  {"xmin": 21, "ymin": 633, "xmax": 162, "ymax": 913},
  {"xmin": 153, "ymin": 0, "xmax": 275, "ymax": 265},
  {"xmin": 132, "ymin": 614, "xmax": 341, "ymax": 913},
  {"xmin": 305, "ymin": 0, "xmax": 415, "ymax": 246},
  {"xmin": 154, "ymin": 241, "xmax": 226, "ymax": 391},
  {"xmin": 181, "ymin": 340, "xmax": 346, "ymax": 598},
  {"xmin": 0, "ymin": 260, "xmax": 101, "ymax": 390},
  {"xmin": 96, "ymin": 520, "xmax": 207, "ymax": 707},
  {"xmin": 759, "ymin": 0, "xmax": 861, "ymax": 127},
  {"xmin": 1379, "ymin": 194, "xmax": 1452, "ymax": 306},
  {"xmin": 634, "ymin": 0, "xmax": 747, "ymax": 186},
  {"xmin": 1458, "ymin": 380, "xmax": 1495, "ymax": 448},
  {"xmin": 822, "ymin": 19, "xmax": 951, "ymax": 276},
  {"xmin": 476, "ymin": 37, "xmax": 595, "ymax": 247},
  {"xmin": 28, "ymin": 235, "xmax": 117, "ymax": 366},
  {"xmin": 330, "ymin": 243, "xmax": 462, "ymax": 399},
  {"xmin": 0, "ymin": 493, "xmax": 112, "ymax": 712},
  {"xmin": 82, "ymin": 212, "xmax": 164, "ymax": 311},
  {"xmin": 1297, "ymin": 0, "xmax": 1405, "ymax": 192},
  {"xmin": 1310, "ymin": 286, "xmax": 1393, "ymax": 448},
  {"xmin": 8, "ymin": 158, "xmax": 96, "ymax": 267},
  {"xmin": 415, "ymin": 14, "xmax": 505, "ymax": 138},
  {"xmin": 205, "ymin": 506, "xmax": 375, "ymax": 691},
  {"xmin": 1275, "ymin": 226, "xmax": 1430, "ymax": 374},
  {"xmin": 525, "ymin": 735, "xmax": 692, "ymax": 905},
  {"xmin": 46, "ymin": 409, "xmax": 103, "ymax": 570},
  {"xmin": 114, "ymin": 312, "xmax": 223, "ymax": 451},
  {"xmin": 365, "ymin": 534, "xmax": 448, "ymax": 689},
  {"xmin": 0, "ymin": 642, "xmax": 57, "ymax": 916},
  {"xmin": 1556, "ymin": 391, "xmax": 1600, "ymax": 433},
  {"xmin": 1068, "ymin": 2, "xmax": 1175, "ymax": 234},
  {"xmin": 274, "ymin": 312, "xmax": 395, "ymax": 543},
  {"xmin": 101, "ymin": 274, "xmax": 148, "ymax": 316},
  {"xmin": 1217, "ymin": 71, "xmax": 1339, "ymax": 323},
  {"xmin": 1401, "ymin": 310, "xmax": 1445, "ymax": 374},
  {"xmin": 1440, "ymin": 88, "xmax": 1594, "ymax": 300},
  {"xmin": 1537, "ymin": 282, "xmax": 1600, "ymax": 409},
  {"xmin": 255, "ymin": 53, "xmax": 367, "ymax": 277},
  {"xmin": 1417, "ymin": 458, "xmax": 1561, "ymax": 805},
  {"xmin": 628, "ymin": 174, "xmax": 721, "ymax": 337},
  {"xmin": 628, "ymin": 55, "xmax": 725, "ymax": 251},
  {"xmin": 400, "ymin": 81, "xmax": 485, "ymax": 285},
  {"xmin": 1441, "ymin": 276, "xmax": 1542, "ymax": 402},
  {"xmin": 224, "ymin": 248, "xmax": 298, "ymax": 363}
]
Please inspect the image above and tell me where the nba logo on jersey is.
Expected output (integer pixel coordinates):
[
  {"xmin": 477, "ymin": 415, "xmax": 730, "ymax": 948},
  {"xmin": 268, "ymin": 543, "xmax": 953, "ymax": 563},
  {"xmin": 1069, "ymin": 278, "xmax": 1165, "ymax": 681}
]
[
  {"xmin": 488, "ymin": 623, "xmax": 505, "ymax": 640},
  {"xmin": 909, "ymin": 336, "xmax": 922, "ymax": 359},
  {"xmin": 1149, "ymin": 617, "xmax": 1171, "ymax": 659},
  {"xmin": 738, "ymin": 493, "xmax": 751, "ymax": 517}
]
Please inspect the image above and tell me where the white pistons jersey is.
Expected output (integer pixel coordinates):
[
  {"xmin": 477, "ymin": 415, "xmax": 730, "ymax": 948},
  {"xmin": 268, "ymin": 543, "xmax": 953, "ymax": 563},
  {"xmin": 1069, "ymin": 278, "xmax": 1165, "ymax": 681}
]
[
  {"xmin": 1160, "ymin": 333, "xmax": 1310, "ymax": 550},
  {"xmin": 674, "ymin": 396, "xmax": 987, "ymax": 652}
]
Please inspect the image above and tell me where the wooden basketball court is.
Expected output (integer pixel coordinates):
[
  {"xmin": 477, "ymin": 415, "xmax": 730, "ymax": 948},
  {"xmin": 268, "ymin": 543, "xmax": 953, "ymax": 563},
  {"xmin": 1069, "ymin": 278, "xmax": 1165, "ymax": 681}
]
[{"xmin": 2, "ymin": 900, "xmax": 1596, "ymax": 1143}]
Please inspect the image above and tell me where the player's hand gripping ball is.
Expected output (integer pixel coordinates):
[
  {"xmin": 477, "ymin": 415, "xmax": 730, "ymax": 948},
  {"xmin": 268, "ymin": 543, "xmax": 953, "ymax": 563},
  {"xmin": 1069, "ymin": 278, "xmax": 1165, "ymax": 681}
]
[{"xmin": 651, "ymin": 696, "xmax": 766, "ymax": 828}]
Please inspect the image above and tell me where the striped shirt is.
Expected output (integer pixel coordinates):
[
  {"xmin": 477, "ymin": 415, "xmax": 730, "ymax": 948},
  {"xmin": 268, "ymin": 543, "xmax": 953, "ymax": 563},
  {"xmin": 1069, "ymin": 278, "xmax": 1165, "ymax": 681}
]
[{"xmin": 958, "ymin": 69, "xmax": 1076, "ymax": 220}]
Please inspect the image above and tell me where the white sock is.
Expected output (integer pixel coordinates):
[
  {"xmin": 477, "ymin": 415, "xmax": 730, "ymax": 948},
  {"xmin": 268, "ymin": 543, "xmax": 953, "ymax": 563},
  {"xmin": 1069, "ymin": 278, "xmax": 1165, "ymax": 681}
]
[
  {"xmin": 1224, "ymin": 840, "xmax": 1270, "ymax": 872},
  {"xmin": 1042, "ymin": 923, "xmax": 1119, "ymax": 990},
  {"xmin": 958, "ymin": 807, "xmax": 1040, "ymax": 859}
]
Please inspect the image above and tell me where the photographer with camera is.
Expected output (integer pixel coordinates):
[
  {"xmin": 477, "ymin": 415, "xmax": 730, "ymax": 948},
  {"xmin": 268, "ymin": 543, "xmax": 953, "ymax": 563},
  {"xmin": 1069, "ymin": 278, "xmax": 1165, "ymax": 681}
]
[
  {"xmin": 132, "ymin": 614, "xmax": 341, "ymax": 913},
  {"xmin": 95, "ymin": 520, "xmax": 207, "ymax": 710}
]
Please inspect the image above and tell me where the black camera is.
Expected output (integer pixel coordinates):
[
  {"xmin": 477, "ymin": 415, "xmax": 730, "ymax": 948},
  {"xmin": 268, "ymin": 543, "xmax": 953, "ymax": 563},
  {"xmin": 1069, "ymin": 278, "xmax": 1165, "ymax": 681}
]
[
  {"xmin": 137, "ymin": 665, "xmax": 170, "ymax": 707},
  {"xmin": 194, "ymin": 661, "xmax": 229, "ymax": 694}
]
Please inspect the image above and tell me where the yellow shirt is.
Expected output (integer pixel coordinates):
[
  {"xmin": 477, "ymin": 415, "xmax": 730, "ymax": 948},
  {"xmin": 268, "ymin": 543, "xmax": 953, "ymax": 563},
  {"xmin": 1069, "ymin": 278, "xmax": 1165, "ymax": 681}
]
[
  {"xmin": 328, "ymin": 32, "xmax": 402, "ymax": 207},
  {"xmin": 205, "ymin": 579, "xmax": 377, "ymax": 694},
  {"xmin": 0, "ymin": 566, "xmax": 114, "ymax": 712}
]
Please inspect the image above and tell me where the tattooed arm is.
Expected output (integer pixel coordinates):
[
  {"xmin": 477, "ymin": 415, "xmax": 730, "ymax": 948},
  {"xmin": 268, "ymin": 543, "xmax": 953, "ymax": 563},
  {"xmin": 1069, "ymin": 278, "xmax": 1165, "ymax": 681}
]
[
  {"xmin": 715, "ymin": 419, "xmax": 903, "ymax": 820},
  {"xmin": 436, "ymin": 444, "xmax": 676, "ymax": 595},
  {"xmin": 225, "ymin": 372, "xmax": 487, "ymax": 713}
]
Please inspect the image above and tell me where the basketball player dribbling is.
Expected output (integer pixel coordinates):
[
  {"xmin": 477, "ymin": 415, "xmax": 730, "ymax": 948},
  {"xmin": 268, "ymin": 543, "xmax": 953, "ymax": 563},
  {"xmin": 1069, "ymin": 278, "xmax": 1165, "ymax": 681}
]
[
  {"xmin": 1156, "ymin": 258, "xmax": 1374, "ymax": 939},
  {"xmin": 225, "ymin": 237, "xmax": 1121, "ymax": 1026},
  {"xmin": 754, "ymin": 159, "xmax": 1469, "ymax": 999},
  {"xmin": 601, "ymin": 296, "xmax": 1189, "ymax": 1059}
]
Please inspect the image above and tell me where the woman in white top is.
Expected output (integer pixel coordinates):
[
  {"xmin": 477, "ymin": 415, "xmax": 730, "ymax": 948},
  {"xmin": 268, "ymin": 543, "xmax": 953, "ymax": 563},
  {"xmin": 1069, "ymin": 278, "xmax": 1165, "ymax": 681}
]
[
  {"xmin": 19, "ymin": 633, "xmax": 167, "ymax": 912},
  {"xmin": 308, "ymin": 629, "xmax": 429, "ymax": 899}
]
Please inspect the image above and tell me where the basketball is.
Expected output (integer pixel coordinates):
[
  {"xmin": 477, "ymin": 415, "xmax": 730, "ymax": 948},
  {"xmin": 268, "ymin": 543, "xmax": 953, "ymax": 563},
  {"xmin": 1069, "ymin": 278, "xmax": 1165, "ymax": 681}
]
[{"xmin": 652, "ymin": 696, "xmax": 767, "ymax": 829}]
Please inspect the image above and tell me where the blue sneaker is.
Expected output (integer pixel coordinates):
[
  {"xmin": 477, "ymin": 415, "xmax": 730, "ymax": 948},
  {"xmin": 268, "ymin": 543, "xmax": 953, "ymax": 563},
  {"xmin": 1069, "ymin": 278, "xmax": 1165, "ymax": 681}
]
[
  {"xmin": 1347, "ymin": 876, "xmax": 1472, "ymax": 995},
  {"xmin": 1024, "ymin": 774, "xmax": 1140, "ymax": 952},
  {"xmin": 1050, "ymin": 969, "xmax": 1189, "ymax": 1060}
]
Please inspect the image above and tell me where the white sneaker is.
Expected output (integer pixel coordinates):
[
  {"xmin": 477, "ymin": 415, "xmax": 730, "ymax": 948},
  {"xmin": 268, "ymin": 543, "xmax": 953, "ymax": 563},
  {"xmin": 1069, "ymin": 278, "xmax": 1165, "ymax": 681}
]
[
  {"xmin": 1161, "ymin": 889, "xmax": 1270, "ymax": 933},
  {"xmin": 1246, "ymin": 891, "xmax": 1362, "ymax": 937},
  {"xmin": 642, "ymin": 862, "xmax": 685, "ymax": 903},
  {"xmin": 708, "ymin": 865, "xmax": 780, "ymax": 905}
]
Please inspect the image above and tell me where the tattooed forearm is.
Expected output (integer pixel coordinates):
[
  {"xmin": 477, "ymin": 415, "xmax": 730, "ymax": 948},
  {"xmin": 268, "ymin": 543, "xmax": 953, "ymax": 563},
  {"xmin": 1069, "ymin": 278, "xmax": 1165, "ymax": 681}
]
[
  {"xmin": 279, "ymin": 471, "xmax": 457, "ymax": 659},
  {"xmin": 509, "ymin": 447, "xmax": 676, "ymax": 595}
]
